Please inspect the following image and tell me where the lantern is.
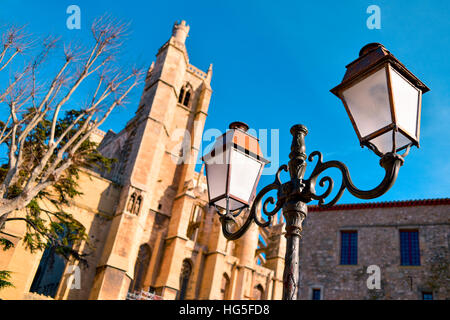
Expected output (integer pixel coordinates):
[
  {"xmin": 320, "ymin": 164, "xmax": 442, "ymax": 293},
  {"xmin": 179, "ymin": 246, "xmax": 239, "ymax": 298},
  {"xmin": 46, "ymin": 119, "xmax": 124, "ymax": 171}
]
[
  {"xmin": 203, "ymin": 122, "xmax": 269, "ymax": 211},
  {"xmin": 331, "ymin": 43, "xmax": 429, "ymax": 155}
]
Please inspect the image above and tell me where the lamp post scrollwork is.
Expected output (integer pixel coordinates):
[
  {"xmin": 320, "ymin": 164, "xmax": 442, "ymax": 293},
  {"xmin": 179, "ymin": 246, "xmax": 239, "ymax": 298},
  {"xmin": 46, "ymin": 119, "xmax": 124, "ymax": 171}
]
[{"xmin": 203, "ymin": 43, "xmax": 429, "ymax": 300}]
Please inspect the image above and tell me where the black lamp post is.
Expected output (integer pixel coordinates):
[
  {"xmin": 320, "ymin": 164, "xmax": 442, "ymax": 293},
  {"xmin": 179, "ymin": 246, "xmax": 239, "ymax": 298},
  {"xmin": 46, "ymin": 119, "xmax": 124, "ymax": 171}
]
[{"xmin": 203, "ymin": 43, "xmax": 429, "ymax": 300}]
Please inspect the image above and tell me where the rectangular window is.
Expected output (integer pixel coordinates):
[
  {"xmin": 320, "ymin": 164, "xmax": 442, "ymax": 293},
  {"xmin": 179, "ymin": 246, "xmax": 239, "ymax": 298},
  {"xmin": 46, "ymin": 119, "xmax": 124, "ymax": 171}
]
[
  {"xmin": 340, "ymin": 231, "xmax": 358, "ymax": 265},
  {"xmin": 422, "ymin": 292, "xmax": 433, "ymax": 300},
  {"xmin": 312, "ymin": 288, "xmax": 321, "ymax": 300},
  {"xmin": 400, "ymin": 230, "xmax": 420, "ymax": 266}
]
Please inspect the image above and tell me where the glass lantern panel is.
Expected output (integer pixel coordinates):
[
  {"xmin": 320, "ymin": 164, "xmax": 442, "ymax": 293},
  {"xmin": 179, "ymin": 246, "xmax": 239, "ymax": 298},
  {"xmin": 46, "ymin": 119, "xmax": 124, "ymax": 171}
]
[
  {"xmin": 214, "ymin": 197, "xmax": 246, "ymax": 211},
  {"xmin": 368, "ymin": 130, "xmax": 412, "ymax": 154},
  {"xmin": 389, "ymin": 66, "xmax": 420, "ymax": 139},
  {"xmin": 342, "ymin": 67, "xmax": 392, "ymax": 138},
  {"xmin": 205, "ymin": 150, "xmax": 230, "ymax": 202},
  {"xmin": 228, "ymin": 148, "xmax": 262, "ymax": 206}
]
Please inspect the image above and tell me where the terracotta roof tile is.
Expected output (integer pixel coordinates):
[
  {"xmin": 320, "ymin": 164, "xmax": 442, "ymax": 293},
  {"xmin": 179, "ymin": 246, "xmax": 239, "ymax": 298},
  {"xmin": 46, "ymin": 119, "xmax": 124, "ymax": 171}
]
[{"xmin": 308, "ymin": 198, "xmax": 450, "ymax": 212}]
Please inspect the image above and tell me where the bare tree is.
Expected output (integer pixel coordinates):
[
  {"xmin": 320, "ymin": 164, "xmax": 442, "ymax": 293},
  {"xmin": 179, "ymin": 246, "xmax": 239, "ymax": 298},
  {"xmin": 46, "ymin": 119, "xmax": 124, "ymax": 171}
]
[{"xmin": 0, "ymin": 16, "xmax": 143, "ymax": 265}]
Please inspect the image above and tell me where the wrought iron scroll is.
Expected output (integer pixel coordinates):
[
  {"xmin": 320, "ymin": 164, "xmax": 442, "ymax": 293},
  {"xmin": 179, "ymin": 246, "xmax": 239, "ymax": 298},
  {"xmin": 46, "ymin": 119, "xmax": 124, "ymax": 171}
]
[
  {"xmin": 305, "ymin": 151, "xmax": 405, "ymax": 207},
  {"xmin": 217, "ymin": 165, "xmax": 287, "ymax": 240},
  {"xmin": 213, "ymin": 125, "xmax": 407, "ymax": 237}
]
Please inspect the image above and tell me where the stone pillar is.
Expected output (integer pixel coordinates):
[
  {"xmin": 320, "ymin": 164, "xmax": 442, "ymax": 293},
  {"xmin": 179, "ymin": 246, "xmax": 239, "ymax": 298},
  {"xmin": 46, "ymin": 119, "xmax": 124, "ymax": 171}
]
[
  {"xmin": 198, "ymin": 216, "xmax": 228, "ymax": 299},
  {"xmin": 142, "ymin": 230, "xmax": 164, "ymax": 290},
  {"xmin": 233, "ymin": 222, "xmax": 259, "ymax": 299},
  {"xmin": 264, "ymin": 223, "xmax": 285, "ymax": 300}
]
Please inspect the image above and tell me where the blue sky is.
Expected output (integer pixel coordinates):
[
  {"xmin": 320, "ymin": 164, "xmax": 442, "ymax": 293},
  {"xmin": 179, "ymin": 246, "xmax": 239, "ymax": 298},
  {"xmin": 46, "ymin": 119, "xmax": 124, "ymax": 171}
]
[{"xmin": 1, "ymin": 0, "xmax": 449, "ymax": 204}]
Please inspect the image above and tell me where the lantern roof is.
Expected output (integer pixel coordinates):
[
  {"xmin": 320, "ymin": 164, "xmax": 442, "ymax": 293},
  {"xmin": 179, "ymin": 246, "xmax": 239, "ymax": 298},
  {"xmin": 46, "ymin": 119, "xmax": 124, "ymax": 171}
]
[
  {"xmin": 331, "ymin": 43, "xmax": 430, "ymax": 97},
  {"xmin": 203, "ymin": 122, "xmax": 269, "ymax": 164}
]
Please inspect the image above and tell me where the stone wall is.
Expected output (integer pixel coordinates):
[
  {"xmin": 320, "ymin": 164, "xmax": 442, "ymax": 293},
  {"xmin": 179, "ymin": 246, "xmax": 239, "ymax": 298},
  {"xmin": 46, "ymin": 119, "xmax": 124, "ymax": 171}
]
[
  {"xmin": 0, "ymin": 169, "xmax": 120, "ymax": 300},
  {"xmin": 298, "ymin": 200, "xmax": 450, "ymax": 300},
  {"xmin": 0, "ymin": 20, "xmax": 286, "ymax": 301}
]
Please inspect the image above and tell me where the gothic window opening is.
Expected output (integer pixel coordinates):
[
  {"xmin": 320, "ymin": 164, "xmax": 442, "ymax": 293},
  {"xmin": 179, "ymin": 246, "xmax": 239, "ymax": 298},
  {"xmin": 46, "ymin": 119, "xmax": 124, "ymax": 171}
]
[
  {"xmin": 128, "ymin": 244, "xmax": 151, "ymax": 293},
  {"xmin": 29, "ymin": 246, "xmax": 67, "ymax": 298},
  {"xmin": 178, "ymin": 87, "xmax": 185, "ymax": 104},
  {"xmin": 128, "ymin": 193, "xmax": 136, "ymax": 212},
  {"xmin": 127, "ymin": 192, "xmax": 142, "ymax": 215},
  {"xmin": 256, "ymin": 253, "xmax": 266, "ymax": 266},
  {"xmin": 187, "ymin": 206, "xmax": 202, "ymax": 242},
  {"xmin": 178, "ymin": 259, "xmax": 192, "ymax": 300},
  {"xmin": 29, "ymin": 227, "xmax": 71, "ymax": 298},
  {"xmin": 134, "ymin": 196, "xmax": 142, "ymax": 215},
  {"xmin": 252, "ymin": 284, "xmax": 264, "ymax": 300},
  {"xmin": 178, "ymin": 83, "xmax": 192, "ymax": 108},
  {"xmin": 256, "ymin": 235, "xmax": 267, "ymax": 266},
  {"xmin": 220, "ymin": 273, "xmax": 230, "ymax": 300},
  {"xmin": 183, "ymin": 90, "xmax": 191, "ymax": 106}
]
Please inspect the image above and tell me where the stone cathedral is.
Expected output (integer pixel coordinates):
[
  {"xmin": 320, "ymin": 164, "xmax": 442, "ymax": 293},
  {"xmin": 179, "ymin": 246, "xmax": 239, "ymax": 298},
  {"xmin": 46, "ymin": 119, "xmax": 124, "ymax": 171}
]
[{"xmin": 0, "ymin": 21, "xmax": 286, "ymax": 300}]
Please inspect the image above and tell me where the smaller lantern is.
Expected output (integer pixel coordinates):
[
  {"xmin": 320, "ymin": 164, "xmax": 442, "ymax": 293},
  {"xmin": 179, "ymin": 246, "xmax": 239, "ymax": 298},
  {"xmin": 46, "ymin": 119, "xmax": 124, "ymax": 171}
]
[
  {"xmin": 331, "ymin": 43, "xmax": 429, "ymax": 156},
  {"xmin": 203, "ymin": 122, "xmax": 269, "ymax": 211}
]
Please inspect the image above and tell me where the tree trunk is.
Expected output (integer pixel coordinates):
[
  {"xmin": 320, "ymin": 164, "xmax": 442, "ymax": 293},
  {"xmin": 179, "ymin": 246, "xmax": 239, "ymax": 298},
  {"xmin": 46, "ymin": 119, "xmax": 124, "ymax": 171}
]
[{"xmin": 0, "ymin": 195, "xmax": 31, "ymax": 226}]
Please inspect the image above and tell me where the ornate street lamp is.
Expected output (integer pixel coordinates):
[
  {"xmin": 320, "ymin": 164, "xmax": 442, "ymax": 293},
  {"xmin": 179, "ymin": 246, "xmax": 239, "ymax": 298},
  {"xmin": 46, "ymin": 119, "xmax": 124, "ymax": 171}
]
[
  {"xmin": 203, "ymin": 121, "xmax": 269, "ymax": 213},
  {"xmin": 331, "ymin": 43, "xmax": 429, "ymax": 156},
  {"xmin": 203, "ymin": 43, "xmax": 429, "ymax": 300}
]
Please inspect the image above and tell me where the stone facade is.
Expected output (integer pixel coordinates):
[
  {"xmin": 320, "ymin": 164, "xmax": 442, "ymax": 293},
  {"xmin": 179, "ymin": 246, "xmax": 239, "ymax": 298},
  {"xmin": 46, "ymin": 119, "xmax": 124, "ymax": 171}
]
[
  {"xmin": 0, "ymin": 21, "xmax": 285, "ymax": 300},
  {"xmin": 2, "ymin": 20, "xmax": 444, "ymax": 302},
  {"xmin": 298, "ymin": 199, "xmax": 450, "ymax": 300}
]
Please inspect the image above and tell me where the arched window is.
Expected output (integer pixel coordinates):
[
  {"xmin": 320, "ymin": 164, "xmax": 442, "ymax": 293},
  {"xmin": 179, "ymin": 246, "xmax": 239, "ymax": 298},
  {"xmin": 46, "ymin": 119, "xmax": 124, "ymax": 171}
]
[
  {"xmin": 134, "ymin": 196, "xmax": 142, "ymax": 215},
  {"xmin": 29, "ymin": 245, "xmax": 67, "ymax": 298},
  {"xmin": 253, "ymin": 284, "xmax": 264, "ymax": 300},
  {"xmin": 178, "ymin": 83, "xmax": 192, "ymax": 107},
  {"xmin": 127, "ymin": 193, "xmax": 142, "ymax": 215},
  {"xmin": 178, "ymin": 259, "xmax": 192, "ymax": 300},
  {"xmin": 127, "ymin": 193, "xmax": 136, "ymax": 212},
  {"xmin": 220, "ymin": 273, "xmax": 230, "ymax": 300},
  {"xmin": 129, "ymin": 244, "xmax": 151, "ymax": 293},
  {"xmin": 29, "ymin": 227, "xmax": 70, "ymax": 298},
  {"xmin": 187, "ymin": 205, "xmax": 202, "ymax": 242}
]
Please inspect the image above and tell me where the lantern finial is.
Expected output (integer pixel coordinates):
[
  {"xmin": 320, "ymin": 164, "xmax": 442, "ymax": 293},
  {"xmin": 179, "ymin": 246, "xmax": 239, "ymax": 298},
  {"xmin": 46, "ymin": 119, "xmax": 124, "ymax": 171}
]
[
  {"xmin": 229, "ymin": 121, "xmax": 249, "ymax": 132},
  {"xmin": 359, "ymin": 42, "xmax": 385, "ymax": 56}
]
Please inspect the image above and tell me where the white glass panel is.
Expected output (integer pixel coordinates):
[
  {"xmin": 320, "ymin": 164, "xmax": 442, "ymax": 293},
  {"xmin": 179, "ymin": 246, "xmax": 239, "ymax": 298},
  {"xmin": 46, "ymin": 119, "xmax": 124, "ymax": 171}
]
[
  {"xmin": 389, "ymin": 66, "xmax": 420, "ymax": 139},
  {"xmin": 369, "ymin": 130, "xmax": 412, "ymax": 154},
  {"xmin": 342, "ymin": 67, "xmax": 392, "ymax": 138},
  {"xmin": 228, "ymin": 149, "xmax": 262, "ymax": 205},
  {"xmin": 215, "ymin": 197, "xmax": 245, "ymax": 211},
  {"xmin": 205, "ymin": 150, "xmax": 229, "ymax": 201}
]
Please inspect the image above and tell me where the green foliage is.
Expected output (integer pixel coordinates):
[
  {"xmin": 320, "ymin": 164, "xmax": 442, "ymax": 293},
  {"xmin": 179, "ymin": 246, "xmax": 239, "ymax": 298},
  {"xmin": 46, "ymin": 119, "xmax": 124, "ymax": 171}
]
[
  {"xmin": 0, "ymin": 270, "xmax": 14, "ymax": 290},
  {"xmin": 0, "ymin": 237, "xmax": 14, "ymax": 250},
  {"xmin": 0, "ymin": 109, "xmax": 116, "ymax": 270}
]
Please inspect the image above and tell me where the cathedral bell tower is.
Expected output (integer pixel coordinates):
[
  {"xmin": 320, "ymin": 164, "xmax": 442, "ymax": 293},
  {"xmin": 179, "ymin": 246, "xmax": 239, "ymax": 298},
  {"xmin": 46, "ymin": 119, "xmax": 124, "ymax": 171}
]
[{"xmin": 89, "ymin": 20, "xmax": 212, "ymax": 300}]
